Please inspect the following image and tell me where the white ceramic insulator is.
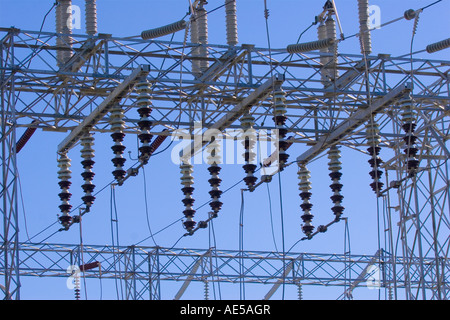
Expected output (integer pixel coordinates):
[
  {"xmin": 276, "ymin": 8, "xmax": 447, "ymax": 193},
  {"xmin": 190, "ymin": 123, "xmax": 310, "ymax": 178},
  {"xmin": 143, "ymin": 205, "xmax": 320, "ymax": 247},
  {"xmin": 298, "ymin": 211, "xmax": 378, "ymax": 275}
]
[
  {"xmin": 327, "ymin": 146, "xmax": 342, "ymax": 172},
  {"xmin": 366, "ymin": 121, "xmax": 381, "ymax": 147},
  {"xmin": 190, "ymin": 14, "xmax": 200, "ymax": 76},
  {"xmin": 80, "ymin": 134, "xmax": 95, "ymax": 160},
  {"xmin": 110, "ymin": 105, "xmax": 125, "ymax": 132},
  {"xmin": 196, "ymin": 4, "xmax": 209, "ymax": 72},
  {"xmin": 56, "ymin": 0, "xmax": 73, "ymax": 66},
  {"xmin": 57, "ymin": 154, "xmax": 72, "ymax": 181},
  {"xmin": 273, "ymin": 88, "xmax": 287, "ymax": 118},
  {"xmin": 325, "ymin": 16, "xmax": 339, "ymax": 79},
  {"xmin": 225, "ymin": 0, "xmax": 238, "ymax": 46},
  {"xmin": 206, "ymin": 138, "xmax": 222, "ymax": 165},
  {"xmin": 358, "ymin": 0, "xmax": 372, "ymax": 55},
  {"xmin": 180, "ymin": 162, "xmax": 194, "ymax": 187},
  {"xmin": 317, "ymin": 22, "xmax": 330, "ymax": 84},
  {"xmin": 298, "ymin": 167, "xmax": 311, "ymax": 191},
  {"xmin": 136, "ymin": 80, "xmax": 152, "ymax": 107},
  {"xmin": 85, "ymin": 0, "xmax": 98, "ymax": 36}
]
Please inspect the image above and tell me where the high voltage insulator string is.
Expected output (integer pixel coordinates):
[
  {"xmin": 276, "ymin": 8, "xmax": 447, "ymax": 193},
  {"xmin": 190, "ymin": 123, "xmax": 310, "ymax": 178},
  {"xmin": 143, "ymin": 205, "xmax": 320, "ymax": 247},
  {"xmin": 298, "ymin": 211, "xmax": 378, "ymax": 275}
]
[
  {"xmin": 298, "ymin": 164, "xmax": 314, "ymax": 238},
  {"xmin": 180, "ymin": 159, "xmax": 196, "ymax": 234},
  {"xmin": 109, "ymin": 104, "xmax": 127, "ymax": 182},
  {"xmin": 206, "ymin": 136, "xmax": 223, "ymax": 218},
  {"xmin": 272, "ymin": 85, "xmax": 289, "ymax": 170},
  {"xmin": 327, "ymin": 145, "xmax": 344, "ymax": 221},
  {"xmin": 136, "ymin": 78, "xmax": 154, "ymax": 165},
  {"xmin": 366, "ymin": 119, "xmax": 384, "ymax": 195},
  {"xmin": 80, "ymin": 132, "xmax": 96, "ymax": 209},
  {"xmin": 400, "ymin": 94, "xmax": 420, "ymax": 174},
  {"xmin": 57, "ymin": 153, "xmax": 73, "ymax": 229},
  {"xmin": 240, "ymin": 111, "xmax": 258, "ymax": 190}
]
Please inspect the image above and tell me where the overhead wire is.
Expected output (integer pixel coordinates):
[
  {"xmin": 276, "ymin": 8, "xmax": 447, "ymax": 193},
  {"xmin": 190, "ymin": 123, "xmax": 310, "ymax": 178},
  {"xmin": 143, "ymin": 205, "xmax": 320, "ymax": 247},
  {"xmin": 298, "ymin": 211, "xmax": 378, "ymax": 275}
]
[
  {"xmin": 277, "ymin": 171, "xmax": 287, "ymax": 300},
  {"xmin": 110, "ymin": 184, "xmax": 124, "ymax": 300},
  {"xmin": 239, "ymin": 188, "xmax": 246, "ymax": 300}
]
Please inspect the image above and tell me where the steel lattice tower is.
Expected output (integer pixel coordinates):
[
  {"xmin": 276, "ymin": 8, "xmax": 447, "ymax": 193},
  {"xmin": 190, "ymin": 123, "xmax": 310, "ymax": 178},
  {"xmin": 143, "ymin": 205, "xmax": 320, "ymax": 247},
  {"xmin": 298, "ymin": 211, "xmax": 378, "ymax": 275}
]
[{"xmin": 1, "ymin": 0, "xmax": 449, "ymax": 300}]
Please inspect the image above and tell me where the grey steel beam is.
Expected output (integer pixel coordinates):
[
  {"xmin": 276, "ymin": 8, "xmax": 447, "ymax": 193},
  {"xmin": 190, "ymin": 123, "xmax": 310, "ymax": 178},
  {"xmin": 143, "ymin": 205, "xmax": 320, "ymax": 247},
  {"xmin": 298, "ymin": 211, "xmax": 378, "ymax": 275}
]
[
  {"xmin": 180, "ymin": 73, "xmax": 285, "ymax": 159},
  {"xmin": 57, "ymin": 64, "xmax": 150, "ymax": 153},
  {"xmin": 296, "ymin": 82, "xmax": 413, "ymax": 165}
]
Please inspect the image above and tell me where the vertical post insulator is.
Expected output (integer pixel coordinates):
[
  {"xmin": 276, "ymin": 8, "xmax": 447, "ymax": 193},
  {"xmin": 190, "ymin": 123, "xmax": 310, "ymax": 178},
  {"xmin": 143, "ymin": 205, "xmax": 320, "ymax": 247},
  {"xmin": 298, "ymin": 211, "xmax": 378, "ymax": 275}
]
[
  {"xmin": 58, "ymin": 153, "xmax": 73, "ymax": 229},
  {"xmin": 225, "ymin": 0, "xmax": 238, "ymax": 46},
  {"xmin": 85, "ymin": 0, "xmax": 98, "ymax": 36},
  {"xmin": 327, "ymin": 145, "xmax": 344, "ymax": 221},
  {"xmin": 317, "ymin": 21, "xmax": 329, "ymax": 85},
  {"xmin": 180, "ymin": 160, "xmax": 196, "ymax": 233},
  {"xmin": 357, "ymin": 0, "xmax": 372, "ymax": 55},
  {"xmin": 110, "ymin": 104, "xmax": 127, "ymax": 181},
  {"xmin": 80, "ymin": 132, "xmax": 96, "ymax": 207},
  {"xmin": 56, "ymin": 0, "xmax": 73, "ymax": 66},
  {"xmin": 196, "ymin": 1, "xmax": 209, "ymax": 73},
  {"xmin": 298, "ymin": 165, "xmax": 314, "ymax": 237},
  {"xmin": 240, "ymin": 112, "xmax": 257, "ymax": 190},
  {"xmin": 325, "ymin": 15, "xmax": 339, "ymax": 80},
  {"xmin": 190, "ymin": 12, "xmax": 200, "ymax": 76}
]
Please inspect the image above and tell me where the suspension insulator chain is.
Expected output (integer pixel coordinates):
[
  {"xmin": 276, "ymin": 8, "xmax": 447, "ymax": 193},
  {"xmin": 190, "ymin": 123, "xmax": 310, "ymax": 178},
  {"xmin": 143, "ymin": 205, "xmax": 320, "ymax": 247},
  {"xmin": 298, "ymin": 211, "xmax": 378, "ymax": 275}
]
[
  {"xmin": 328, "ymin": 145, "xmax": 344, "ymax": 221},
  {"xmin": 298, "ymin": 164, "xmax": 314, "ymax": 238},
  {"xmin": 366, "ymin": 119, "xmax": 384, "ymax": 195},
  {"xmin": 110, "ymin": 104, "xmax": 127, "ymax": 181},
  {"xmin": 80, "ymin": 132, "xmax": 96, "ymax": 208},
  {"xmin": 136, "ymin": 78, "xmax": 154, "ymax": 165},
  {"xmin": 180, "ymin": 160, "xmax": 196, "ymax": 233},
  {"xmin": 206, "ymin": 136, "xmax": 223, "ymax": 218},
  {"xmin": 273, "ymin": 86, "xmax": 289, "ymax": 170},
  {"xmin": 240, "ymin": 112, "xmax": 257, "ymax": 190},
  {"xmin": 400, "ymin": 94, "xmax": 420, "ymax": 174},
  {"xmin": 57, "ymin": 153, "xmax": 73, "ymax": 229}
]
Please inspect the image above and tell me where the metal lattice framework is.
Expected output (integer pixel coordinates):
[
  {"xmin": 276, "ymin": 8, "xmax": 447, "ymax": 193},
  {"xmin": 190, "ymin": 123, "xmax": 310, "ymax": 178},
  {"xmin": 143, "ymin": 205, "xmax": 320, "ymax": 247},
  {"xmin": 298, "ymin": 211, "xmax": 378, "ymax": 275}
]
[{"xmin": 1, "ymin": 0, "xmax": 449, "ymax": 300}]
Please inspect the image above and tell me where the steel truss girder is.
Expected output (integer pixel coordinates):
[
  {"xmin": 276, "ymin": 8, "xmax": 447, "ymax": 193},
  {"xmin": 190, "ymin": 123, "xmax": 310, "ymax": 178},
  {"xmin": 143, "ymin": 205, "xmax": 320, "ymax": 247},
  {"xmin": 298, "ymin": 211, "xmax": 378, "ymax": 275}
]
[
  {"xmin": 0, "ymin": 25, "xmax": 449, "ymax": 301},
  {"xmin": 9, "ymin": 242, "xmax": 450, "ymax": 300},
  {"xmin": 0, "ymin": 30, "xmax": 20, "ymax": 300}
]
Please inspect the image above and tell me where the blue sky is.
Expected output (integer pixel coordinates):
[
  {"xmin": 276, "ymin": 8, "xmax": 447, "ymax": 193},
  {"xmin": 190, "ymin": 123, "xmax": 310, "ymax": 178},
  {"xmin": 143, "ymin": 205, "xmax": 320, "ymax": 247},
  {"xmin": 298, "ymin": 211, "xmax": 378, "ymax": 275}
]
[{"xmin": 1, "ymin": 0, "xmax": 449, "ymax": 300}]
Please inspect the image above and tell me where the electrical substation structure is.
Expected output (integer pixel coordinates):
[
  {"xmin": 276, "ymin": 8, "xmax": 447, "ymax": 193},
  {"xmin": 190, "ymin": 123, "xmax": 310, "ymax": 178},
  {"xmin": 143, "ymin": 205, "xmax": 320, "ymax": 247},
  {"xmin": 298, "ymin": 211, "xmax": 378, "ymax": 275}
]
[{"xmin": 1, "ymin": 0, "xmax": 449, "ymax": 300}]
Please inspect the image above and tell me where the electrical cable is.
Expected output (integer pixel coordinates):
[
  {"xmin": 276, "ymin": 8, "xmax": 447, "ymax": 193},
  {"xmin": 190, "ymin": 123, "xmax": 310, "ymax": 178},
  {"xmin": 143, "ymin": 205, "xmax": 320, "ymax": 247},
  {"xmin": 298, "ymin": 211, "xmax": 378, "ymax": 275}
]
[
  {"xmin": 277, "ymin": 171, "xmax": 287, "ymax": 300},
  {"xmin": 110, "ymin": 184, "xmax": 124, "ymax": 300},
  {"xmin": 78, "ymin": 214, "xmax": 88, "ymax": 300},
  {"xmin": 239, "ymin": 188, "xmax": 245, "ymax": 300},
  {"xmin": 142, "ymin": 167, "xmax": 158, "ymax": 246}
]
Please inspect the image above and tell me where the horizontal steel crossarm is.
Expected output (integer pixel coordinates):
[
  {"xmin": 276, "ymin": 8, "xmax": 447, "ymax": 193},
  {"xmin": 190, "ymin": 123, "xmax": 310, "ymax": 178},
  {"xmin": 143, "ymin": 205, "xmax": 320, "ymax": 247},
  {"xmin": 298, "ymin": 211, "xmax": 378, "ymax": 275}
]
[
  {"xmin": 296, "ymin": 82, "xmax": 413, "ymax": 165},
  {"xmin": 57, "ymin": 64, "xmax": 150, "ymax": 153},
  {"xmin": 180, "ymin": 73, "xmax": 285, "ymax": 159}
]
